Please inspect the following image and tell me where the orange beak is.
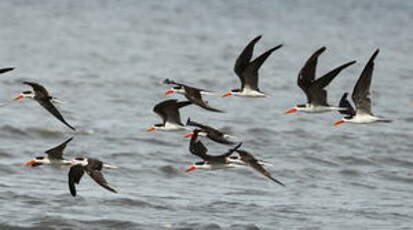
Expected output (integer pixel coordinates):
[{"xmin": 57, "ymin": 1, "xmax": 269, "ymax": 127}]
[
  {"xmin": 222, "ymin": 92, "xmax": 232, "ymax": 98},
  {"xmin": 183, "ymin": 133, "xmax": 193, "ymax": 138},
  {"xmin": 333, "ymin": 119, "xmax": 346, "ymax": 126},
  {"xmin": 24, "ymin": 160, "xmax": 37, "ymax": 166},
  {"xmin": 145, "ymin": 127, "xmax": 156, "ymax": 132},
  {"xmin": 184, "ymin": 165, "xmax": 197, "ymax": 172},
  {"xmin": 164, "ymin": 89, "xmax": 174, "ymax": 96},
  {"xmin": 14, "ymin": 94, "xmax": 24, "ymax": 101},
  {"xmin": 284, "ymin": 107, "xmax": 297, "ymax": 114}
]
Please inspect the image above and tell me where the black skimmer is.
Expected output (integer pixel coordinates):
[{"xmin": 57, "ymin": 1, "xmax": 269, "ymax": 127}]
[
  {"xmin": 69, "ymin": 157, "xmax": 117, "ymax": 197},
  {"xmin": 184, "ymin": 129, "xmax": 242, "ymax": 172},
  {"xmin": 146, "ymin": 99, "xmax": 192, "ymax": 131},
  {"xmin": 163, "ymin": 78, "xmax": 213, "ymax": 96},
  {"xmin": 24, "ymin": 137, "xmax": 75, "ymax": 168},
  {"xmin": 334, "ymin": 49, "xmax": 392, "ymax": 125},
  {"xmin": 183, "ymin": 118, "xmax": 235, "ymax": 145},
  {"xmin": 233, "ymin": 150, "xmax": 285, "ymax": 186},
  {"xmin": 14, "ymin": 81, "xmax": 76, "ymax": 131},
  {"xmin": 222, "ymin": 35, "xmax": 283, "ymax": 98},
  {"xmin": 285, "ymin": 47, "xmax": 356, "ymax": 114},
  {"xmin": 0, "ymin": 67, "xmax": 14, "ymax": 74},
  {"xmin": 164, "ymin": 78, "xmax": 223, "ymax": 112}
]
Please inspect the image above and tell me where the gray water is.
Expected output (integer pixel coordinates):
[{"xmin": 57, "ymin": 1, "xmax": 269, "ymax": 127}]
[{"xmin": 0, "ymin": 0, "xmax": 413, "ymax": 229}]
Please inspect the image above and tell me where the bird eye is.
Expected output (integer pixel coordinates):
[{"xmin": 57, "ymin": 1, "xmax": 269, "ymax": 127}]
[
  {"xmin": 35, "ymin": 156, "xmax": 44, "ymax": 160},
  {"xmin": 173, "ymin": 86, "xmax": 181, "ymax": 90},
  {"xmin": 195, "ymin": 162, "xmax": 203, "ymax": 166},
  {"xmin": 75, "ymin": 157, "xmax": 84, "ymax": 161},
  {"xmin": 23, "ymin": 91, "xmax": 31, "ymax": 94}
]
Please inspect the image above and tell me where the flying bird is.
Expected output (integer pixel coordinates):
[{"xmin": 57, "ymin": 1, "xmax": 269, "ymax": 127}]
[
  {"xmin": 68, "ymin": 157, "xmax": 118, "ymax": 197},
  {"xmin": 285, "ymin": 47, "xmax": 356, "ymax": 114},
  {"xmin": 222, "ymin": 35, "xmax": 283, "ymax": 98},
  {"xmin": 14, "ymin": 81, "xmax": 76, "ymax": 131},
  {"xmin": 184, "ymin": 129, "xmax": 242, "ymax": 172},
  {"xmin": 184, "ymin": 118, "xmax": 235, "ymax": 145},
  {"xmin": 24, "ymin": 137, "xmax": 75, "ymax": 168},
  {"xmin": 334, "ymin": 49, "xmax": 392, "ymax": 125},
  {"xmin": 146, "ymin": 99, "xmax": 192, "ymax": 131},
  {"xmin": 164, "ymin": 78, "xmax": 223, "ymax": 112}
]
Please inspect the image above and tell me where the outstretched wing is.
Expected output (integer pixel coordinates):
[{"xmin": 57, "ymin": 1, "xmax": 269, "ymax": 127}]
[
  {"xmin": 241, "ymin": 44, "xmax": 283, "ymax": 91},
  {"xmin": 45, "ymin": 137, "xmax": 74, "ymax": 160},
  {"xmin": 297, "ymin": 47, "xmax": 326, "ymax": 102},
  {"xmin": 338, "ymin": 92, "xmax": 355, "ymax": 117},
  {"xmin": 237, "ymin": 150, "xmax": 285, "ymax": 186},
  {"xmin": 68, "ymin": 165, "xmax": 85, "ymax": 197},
  {"xmin": 234, "ymin": 35, "xmax": 262, "ymax": 88},
  {"xmin": 0, "ymin": 67, "xmax": 14, "ymax": 74},
  {"xmin": 189, "ymin": 129, "xmax": 209, "ymax": 160},
  {"xmin": 36, "ymin": 99, "xmax": 76, "ymax": 131},
  {"xmin": 219, "ymin": 142, "xmax": 242, "ymax": 158},
  {"xmin": 184, "ymin": 86, "xmax": 223, "ymax": 113},
  {"xmin": 352, "ymin": 49, "xmax": 379, "ymax": 115}
]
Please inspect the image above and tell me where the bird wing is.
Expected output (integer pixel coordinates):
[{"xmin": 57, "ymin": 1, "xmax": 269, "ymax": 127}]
[
  {"xmin": 45, "ymin": 137, "xmax": 74, "ymax": 160},
  {"xmin": 338, "ymin": 92, "xmax": 356, "ymax": 117},
  {"xmin": 85, "ymin": 169, "xmax": 117, "ymax": 193},
  {"xmin": 219, "ymin": 142, "xmax": 242, "ymax": 158},
  {"xmin": 23, "ymin": 81, "xmax": 50, "ymax": 97},
  {"xmin": 241, "ymin": 44, "xmax": 283, "ymax": 91},
  {"xmin": 153, "ymin": 99, "xmax": 191, "ymax": 126},
  {"xmin": 352, "ymin": 49, "xmax": 379, "ymax": 115},
  {"xmin": 68, "ymin": 165, "xmax": 85, "ymax": 197},
  {"xmin": 184, "ymin": 86, "xmax": 223, "ymax": 112},
  {"xmin": 189, "ymin": 129, "xmax": 210, "ymax": 160},
  {"xmin": 237, "ymin": 150, "xmax": 285, "ymax": 186},
  {"xmin": 36, "ymin": 99, "xmax": 76, "ymax": 131},
  {"xmin": 307, "ymin": 60, "xmax": 356, "ymax": 106},
  {"xmin": 234, "ymin": 35, "xmax": 262, "ymax": 89},
  {"xmin": 0, "ymin": 67, "xmax": 14, "ymax": 74},
  {"xmin": 84, "ymin": 158, "xmax": 117, "ymax": 193},
  {"xmin": 297, "ymin": 47, "xmax": 326, "ymax": 103}
]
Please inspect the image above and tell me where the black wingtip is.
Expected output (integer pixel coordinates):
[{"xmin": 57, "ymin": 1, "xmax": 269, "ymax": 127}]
[
  {"xmin": 253, "ymin": 35, "xmax": 262, "ymax": 42},
  {"xmin": 0, "ymin": 67, "xmax": 14, "ymax": 74},
  {"xmin": 369, "ymin": 49, "xmax": 380, "ymax": 62}
]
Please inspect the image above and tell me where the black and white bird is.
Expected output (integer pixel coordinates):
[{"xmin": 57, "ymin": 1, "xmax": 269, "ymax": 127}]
[
  {"xmin": 285, "ymin": 47, "xmax": 356, "ymax": 114},
  {"xmin": 68, "ymin": 157, "xmax": 118, "ymax": 197},
  {"xmin": 184, "ymin": 129, "xmax": 242, "ymax": 172},
  {"xmin": 164, "ymin": 78, "xmax": 222, "ymax": 112},
  {"xmin": 14, "ymin": 81, "xmax": 76, "ymax": 131},
  {"xmin": 0, "ymin": 67, "xmax": 14, "ymax": 75},
  {"xmin": 24, "ymin": 137, "xmax": 75, "ymax": 168},
  {"xmin": 222, "ymin": 35, "xmax": 283, "ymax": 98},
  {"xmin": 146, "ymin": 99, "xmax": 192, "ymax": 131},
  {"xmin": 183, "ymin": 118, "xmax": 235, "ymax": 145},
  {"xmin": 334, "ymin": 49, "xmax": 392, "ymax": 125}
]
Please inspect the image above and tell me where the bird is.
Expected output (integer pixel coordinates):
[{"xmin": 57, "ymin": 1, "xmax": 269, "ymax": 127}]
[
  {"xmin": 334, "ymin": 49, "xmax": 392, "ymax": 125},
  {"xmin": 183, "ymin": 118, "xmax": 235, "ymax": 145},
  {"xmin": 163, "ymin": 78, "xmax": 223, "ymax": 112},
  {"xmin": 222, "ymin": 35, "xmax": 283, "ymax": 98},
  {"xmin": 23, "ymin": 137, "xmax": 75, "ymax": 168},
  {"xmin": 0, "ymin": 67, "xmax": 14, "ymax": 74},
  {"xmin": 163, "ymin": 78, "xmax": 213, "ymax": 96},
  {"xmin": 234, "ymin": 149, "xmax": 285, "ymax": 186},
  {"xmin": 68, "ymin": 157, "xmax": 118, "ymax": 197},
  {"xmin": 146, "ymin": 99, "xmax": 192, "ymax": 131},
  {"xmin": 14, "ymin": 81, "xmax": 76, "ymax": 131},
  {"xmin": 285, "ymin": 47, "xmax": 356, "ymax": 114},
  {"xmin": 184, "ymin": 129, "xmax": 242, "ymax": 172}
]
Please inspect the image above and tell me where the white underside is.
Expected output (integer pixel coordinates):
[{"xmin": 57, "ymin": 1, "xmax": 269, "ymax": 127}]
[
  {"xmin": 345, "ymin": 113, "xmax": 381, "ymax": 124},
  {"xmin": 157, "ymin": 123, "xmax": 186, "ymax": 131},
  {"xmin": 233, "ymin": 88, "xmax": 266, "ymax": 98},
  {"xmin": 298, "ymin": 105, "xmax": 344, "ymax": 113}
]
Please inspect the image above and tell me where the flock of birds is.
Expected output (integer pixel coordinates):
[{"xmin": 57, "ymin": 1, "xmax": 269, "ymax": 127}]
[{"xmin": 2, "ymin": 35, "xmax": 392, "ymax": 197}]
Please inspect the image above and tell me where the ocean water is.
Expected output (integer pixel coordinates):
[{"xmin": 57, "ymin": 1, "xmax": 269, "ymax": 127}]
[{"xmin": 0, "ymin": 0, "xmax": 413, "ymax": 229}]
